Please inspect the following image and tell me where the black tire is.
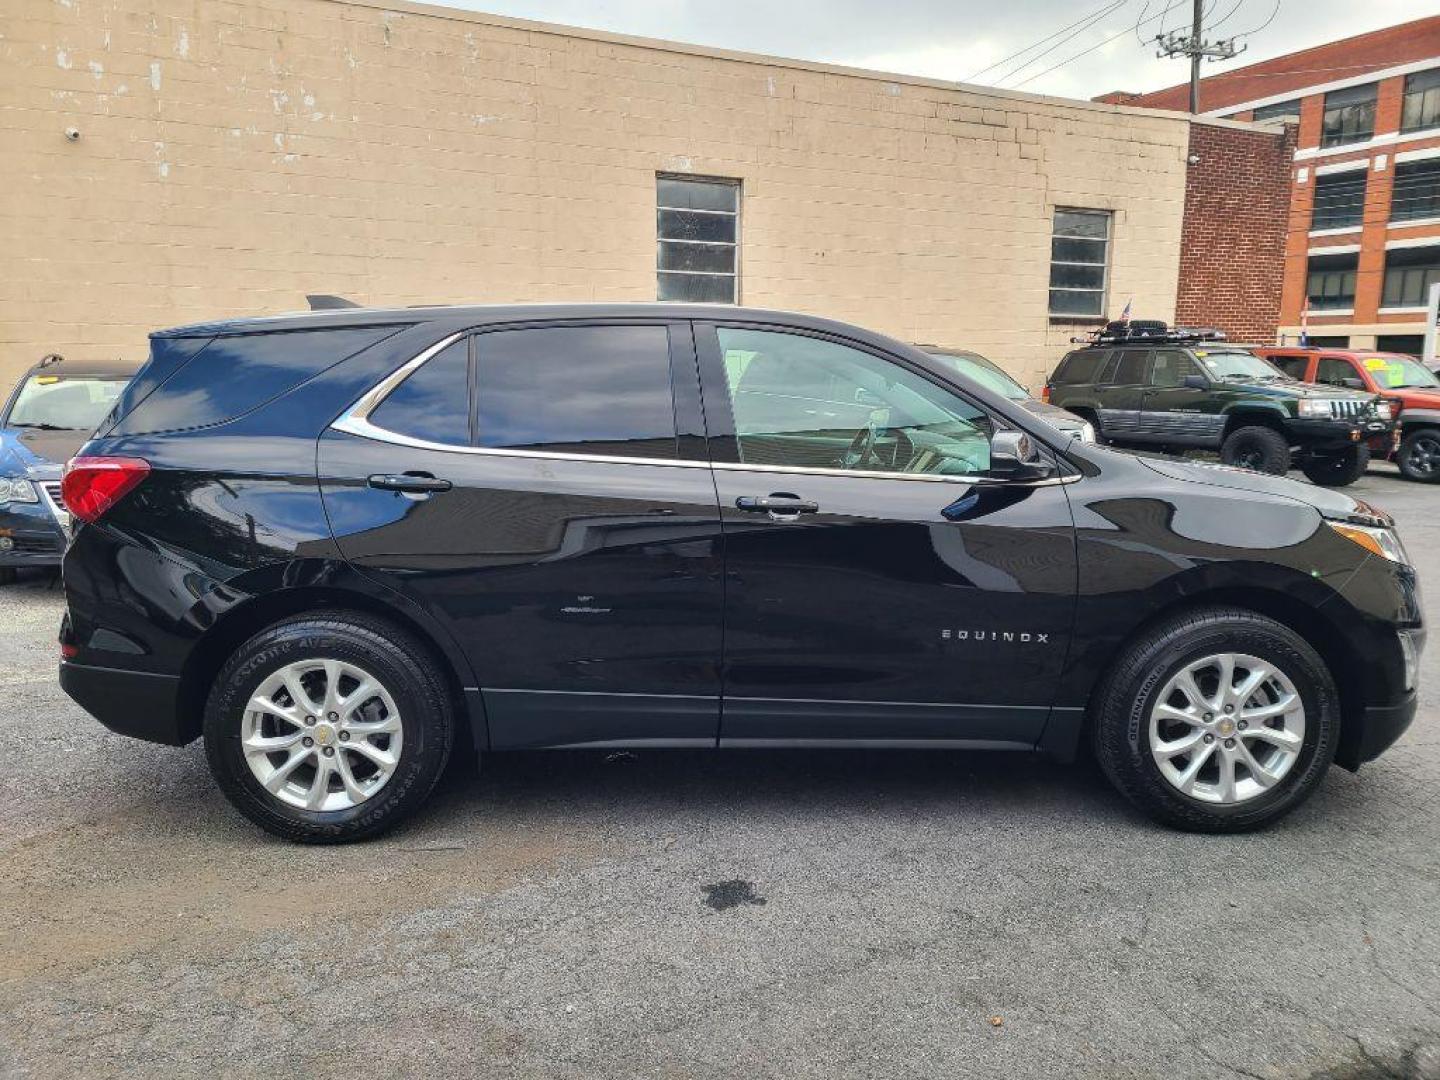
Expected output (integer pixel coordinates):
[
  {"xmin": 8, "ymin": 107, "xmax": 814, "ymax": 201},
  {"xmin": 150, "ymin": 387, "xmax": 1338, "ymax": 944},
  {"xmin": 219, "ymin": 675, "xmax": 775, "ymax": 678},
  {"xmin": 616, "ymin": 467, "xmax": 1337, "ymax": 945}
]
[
  {"xmin": 0, "ymin": 567, "xmax": 16, "ymax": 586},
  {"xmin": 204, "ymin": 611, "xmax": 454, "ymax": 843},
  {"xmin": 1396, "ymin": 427, "xmax": 1440, "ymax": 483},
  {"xmin": 1220, "ymin": 425, "xmax": 1290, "ymax": 475},
  {"xmin": 1300, "ymin": 444, "xmax": 1369, "ymax": 487},
  {"xmin": 1091, "ymin": 607, "xmax": 1339, "ymax": 832}
]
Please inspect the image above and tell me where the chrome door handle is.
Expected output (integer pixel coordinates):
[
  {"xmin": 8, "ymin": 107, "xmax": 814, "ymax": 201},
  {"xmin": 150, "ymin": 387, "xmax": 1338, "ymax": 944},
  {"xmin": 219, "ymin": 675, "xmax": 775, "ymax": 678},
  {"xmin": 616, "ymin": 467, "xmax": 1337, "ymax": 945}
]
[
  {"xmin": 367, "ymin": 473, "xmax": 452, "ymax": 494},
  {"xmin": 735, "ymin": 495, "xmax": 819, "ymax": 514}
]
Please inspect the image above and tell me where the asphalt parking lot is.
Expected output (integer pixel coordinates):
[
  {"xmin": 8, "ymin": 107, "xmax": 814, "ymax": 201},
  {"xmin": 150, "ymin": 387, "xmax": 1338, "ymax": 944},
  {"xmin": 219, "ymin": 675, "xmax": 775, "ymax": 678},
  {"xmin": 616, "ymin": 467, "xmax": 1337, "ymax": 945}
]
[{"xmin": 3, "ymin": 464, "xmax": 1438, "ymax": 1080}]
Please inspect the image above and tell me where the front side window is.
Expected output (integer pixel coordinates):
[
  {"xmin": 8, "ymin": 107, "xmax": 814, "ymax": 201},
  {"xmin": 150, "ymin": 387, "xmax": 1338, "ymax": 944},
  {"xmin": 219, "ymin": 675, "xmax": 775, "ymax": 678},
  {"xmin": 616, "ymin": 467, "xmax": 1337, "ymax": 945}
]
[
  {"xmin": 1392, "ymin": 160, "xmax": 1440, "ymax": 224},
  {"xmin": 1268, "ymin": 355, "xmax": 1311, "ymax": 380},
  {"xmin": 370, "ymin": 339, "xmax": 472, "ymax": 445},
  {"xmin": 1383, "ymin": 246, "xmax": 1440, "ymax": 308},
  {"xmin": 657, "ymin": 176, "xmax": 739, "ymax": 303},
  {"xmin": 1401, "ymin": 69, "xmax": 1440, "ymax": 134},
  {"xmin": 5, "ymin": 374, "xmax": 129, "ymax": 431},
  {"xmin": 1048, "ymin": 209, "xmax": 1111, "ymax": 318},
  {"xmin": 1252, "ymin": 99, "xmax": 1301, "ymax": 123},
  {"xmin": 715, "ymin": 328, "xmax": 993, "ymax": 477},
  {"xmin": 476, "ymin": 325, "xmax": 678, "ymax": 459},
  {"xmin": 1316, "ymin": 356, "xmax": 1360, "ymax": 387},
  {"xmin": 1321, "ymin": 84, "xmax": 1376, "ymax": 147},
  {"xmin": 1307, "ymin": 253, "xmax": 1358, "ymax": 310},
  {"xmin": 1311, "ymin": 171, "xmax": 1366, "ymax": 230},
  {"xmin": 1148, "ymin": 350, "xmax": 1201, "ymax": 387}
]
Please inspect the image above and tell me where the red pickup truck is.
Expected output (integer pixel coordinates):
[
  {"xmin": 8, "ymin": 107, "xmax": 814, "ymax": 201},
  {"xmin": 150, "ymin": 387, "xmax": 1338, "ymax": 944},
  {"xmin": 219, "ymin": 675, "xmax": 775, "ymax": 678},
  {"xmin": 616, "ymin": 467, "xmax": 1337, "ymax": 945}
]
[{"xmin": 1257, "ymin": 347, "xmax": 1440, "ymax": 483}]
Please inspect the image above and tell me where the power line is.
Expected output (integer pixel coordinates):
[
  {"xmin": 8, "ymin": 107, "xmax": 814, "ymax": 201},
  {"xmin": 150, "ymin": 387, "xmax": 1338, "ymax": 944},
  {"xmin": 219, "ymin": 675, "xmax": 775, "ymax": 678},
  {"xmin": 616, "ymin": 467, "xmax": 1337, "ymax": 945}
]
[
  {"xmin": 967, "ymin": 0, "xmax": 1128, "ymax": 83},
  {"xmin": 995, "ymin": 3, "xmax": 1132, "ymax": 86},
  {"xmin": 1207, "ymin": 0, "xmax": 1248, "ymax": 35},
  {"xmin": 1230, "ymin": 0, "xmax": 1282, "ymax": 38},
  {"xmin": 1009, "ymin": 0, "xmax": 1190, "ymax": 90}
]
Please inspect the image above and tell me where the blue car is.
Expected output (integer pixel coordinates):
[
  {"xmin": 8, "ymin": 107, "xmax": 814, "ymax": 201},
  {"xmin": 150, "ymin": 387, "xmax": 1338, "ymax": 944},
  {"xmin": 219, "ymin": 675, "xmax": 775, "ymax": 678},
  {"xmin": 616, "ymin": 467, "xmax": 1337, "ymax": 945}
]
[{"xmin": 0, "ymin": 355, "xmax": 137, "ymax": 583}]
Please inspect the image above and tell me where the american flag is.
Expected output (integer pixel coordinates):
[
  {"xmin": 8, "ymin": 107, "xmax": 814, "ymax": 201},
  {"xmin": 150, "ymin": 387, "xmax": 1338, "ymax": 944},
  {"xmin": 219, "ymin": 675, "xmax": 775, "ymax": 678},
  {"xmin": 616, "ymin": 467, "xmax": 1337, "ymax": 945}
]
[
  {"xmin": 1299, "ymin": 298, "xmax": 1310, "ymax": 347},
  {"xmin": 1119, "ymin": 298, "xmax": 1132, "ymax": 325}
]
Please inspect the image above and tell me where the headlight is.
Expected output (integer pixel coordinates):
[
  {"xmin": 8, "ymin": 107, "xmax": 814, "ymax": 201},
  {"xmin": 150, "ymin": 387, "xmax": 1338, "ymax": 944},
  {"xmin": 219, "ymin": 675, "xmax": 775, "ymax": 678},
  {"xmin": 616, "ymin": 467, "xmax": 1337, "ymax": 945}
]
[
  {"xmin": 1374, "ymin": 401, "xmax": 1393, "ymax": 420},
  {"xmin": 0, "ymin": 477, "xmax": 38, "ymax": 506},
  {"xmin": 1297, "ymin": 399, "xmax": 1337, "ymax": 418},
  {"xmin": 1076, "ymin": 422, "xmax": 1096, "ymax": 443},
  {"xmin": 1327, "ymin": 520, "xmax": 1410, "ymax": 564}
]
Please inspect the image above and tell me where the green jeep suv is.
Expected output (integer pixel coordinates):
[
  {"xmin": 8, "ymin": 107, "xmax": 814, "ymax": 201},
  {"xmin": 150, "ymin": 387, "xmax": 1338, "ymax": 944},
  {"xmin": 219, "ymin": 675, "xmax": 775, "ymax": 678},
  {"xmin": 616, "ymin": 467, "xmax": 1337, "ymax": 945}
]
[{"xmin": 1046, "ymin": 323, "xmax": 1392, "ymax": 487}]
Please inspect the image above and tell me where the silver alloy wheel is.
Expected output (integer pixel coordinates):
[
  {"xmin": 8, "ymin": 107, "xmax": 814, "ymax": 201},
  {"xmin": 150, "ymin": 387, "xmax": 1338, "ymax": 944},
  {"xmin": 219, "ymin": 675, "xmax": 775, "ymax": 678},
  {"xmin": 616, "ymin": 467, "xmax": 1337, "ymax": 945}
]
[
  {"xmin": 1148, "ymin": 652, "xmax": 1306, "ymax": 804},
  {"xmin": 242, "ymin": 659, "xmax": 403, "ymax": 812}
]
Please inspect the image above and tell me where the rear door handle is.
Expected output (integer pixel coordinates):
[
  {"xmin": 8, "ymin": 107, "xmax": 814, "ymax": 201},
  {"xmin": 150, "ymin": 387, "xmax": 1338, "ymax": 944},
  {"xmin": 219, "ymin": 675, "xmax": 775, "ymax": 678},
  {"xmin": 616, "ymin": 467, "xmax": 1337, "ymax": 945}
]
[
  {"xmin": 735, "ymin": 495, "xmax": 819, "ymax": 514},
  {"xmin": 368, "ymin": 473, "xmax": 453, "ymax": 494}
]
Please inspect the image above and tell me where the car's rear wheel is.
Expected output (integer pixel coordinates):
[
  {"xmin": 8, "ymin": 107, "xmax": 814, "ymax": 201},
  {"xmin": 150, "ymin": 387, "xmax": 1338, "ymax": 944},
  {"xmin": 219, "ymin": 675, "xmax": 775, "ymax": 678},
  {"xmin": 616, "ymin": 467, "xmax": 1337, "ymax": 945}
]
[
  {"xmin": 1220, "ymin": 425, "xmax": 1290, "ymax": 475},
  {"xmin": 1300, "ymin": 444, "xmax": 1369, "ymax": 487},
  {"xmin": 1396, "ymin": 428, "xmax": 1440, "ymax": 483},
  {"xmin": 1092, "ymin": 607, "xmax": 1338, "ymax": 832},
  {"xmin": 204, "ymin": 612, "xmax": 454, "ymax": 843}
]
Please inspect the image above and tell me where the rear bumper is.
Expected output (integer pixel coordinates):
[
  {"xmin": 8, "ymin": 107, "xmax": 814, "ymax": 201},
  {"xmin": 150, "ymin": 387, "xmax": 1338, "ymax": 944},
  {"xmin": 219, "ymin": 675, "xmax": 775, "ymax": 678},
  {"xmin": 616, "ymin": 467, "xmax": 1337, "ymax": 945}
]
[{"xmin": 59, "ymin": 660, "xmax": 192, "ymax": 745}]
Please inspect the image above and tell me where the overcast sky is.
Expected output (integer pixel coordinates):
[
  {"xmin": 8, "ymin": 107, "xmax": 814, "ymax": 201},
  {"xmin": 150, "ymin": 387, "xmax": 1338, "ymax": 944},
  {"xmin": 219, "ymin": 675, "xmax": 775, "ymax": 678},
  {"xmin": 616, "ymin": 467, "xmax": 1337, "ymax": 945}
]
[{"xmin": 439, "ymin": 0, "xmax": 1428, "ymax": 102}]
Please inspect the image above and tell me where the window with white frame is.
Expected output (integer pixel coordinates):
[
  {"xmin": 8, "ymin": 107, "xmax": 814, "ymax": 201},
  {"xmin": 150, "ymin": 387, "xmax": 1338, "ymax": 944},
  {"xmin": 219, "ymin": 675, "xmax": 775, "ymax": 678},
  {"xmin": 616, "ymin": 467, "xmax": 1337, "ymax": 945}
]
[
  {"xmin": 656, "ymin": 175, "xmax": 739, "ymax": 303},
  {"xmin": 1383, "ymin": 246, "xmax": 1440, "ymax": 309},
  {"xmin": 1401, "ymin": 69, "xmax": 1440, "ymax": 134},
  {"xmin": 1048, "ymin": 209, "xmax": 1112, "ymax": 318}
]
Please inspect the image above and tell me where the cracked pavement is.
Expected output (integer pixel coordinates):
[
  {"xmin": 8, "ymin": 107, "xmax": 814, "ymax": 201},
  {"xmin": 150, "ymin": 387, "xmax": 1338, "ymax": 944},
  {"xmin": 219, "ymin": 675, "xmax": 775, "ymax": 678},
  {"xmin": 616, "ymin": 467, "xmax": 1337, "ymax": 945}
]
[{"xmin": 2, "ymin": 464, "xmax": 1438, "ymax": 1079}]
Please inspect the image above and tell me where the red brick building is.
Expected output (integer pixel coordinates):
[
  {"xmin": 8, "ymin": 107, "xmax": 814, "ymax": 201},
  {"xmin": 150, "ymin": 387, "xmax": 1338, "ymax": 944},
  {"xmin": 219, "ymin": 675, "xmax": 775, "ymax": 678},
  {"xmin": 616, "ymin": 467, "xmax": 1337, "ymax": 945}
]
[{"xmin": 1101, "ymin": 16, "xmax": 1440, "ymax": 355}]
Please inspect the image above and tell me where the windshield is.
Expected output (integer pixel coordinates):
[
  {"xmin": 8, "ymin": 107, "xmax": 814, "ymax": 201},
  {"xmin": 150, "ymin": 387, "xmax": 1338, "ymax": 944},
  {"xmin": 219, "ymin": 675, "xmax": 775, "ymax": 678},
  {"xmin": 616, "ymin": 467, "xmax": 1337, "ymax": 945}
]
[
  {"xmin": 1195, "ymin": 349, "xmax": 1287, "ymax": 382},
  {"xmin": 1360, "ymin": 355, "xmax": 1440, "ymax": 390},
  {"xmin": 5, "ymin": 374, "xmax": 130, "ymax": 431},
  {"xmin": 931, "ymin": 351, "xmax": 1029, "ymax": 401}
]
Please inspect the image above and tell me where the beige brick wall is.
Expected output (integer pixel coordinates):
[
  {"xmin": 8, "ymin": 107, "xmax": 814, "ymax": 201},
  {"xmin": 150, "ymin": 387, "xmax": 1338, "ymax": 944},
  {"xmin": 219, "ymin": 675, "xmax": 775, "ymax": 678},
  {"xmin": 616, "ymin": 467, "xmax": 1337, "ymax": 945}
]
[{"xmin": 0, "ymin": 0, "xmax": 1191, "ymax": 389}]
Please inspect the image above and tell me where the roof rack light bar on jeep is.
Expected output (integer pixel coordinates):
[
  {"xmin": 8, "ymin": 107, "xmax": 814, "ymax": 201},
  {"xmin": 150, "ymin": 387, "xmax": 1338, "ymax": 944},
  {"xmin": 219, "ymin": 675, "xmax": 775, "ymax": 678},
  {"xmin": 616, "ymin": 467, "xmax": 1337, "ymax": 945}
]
[{"xmin": 1070, "ymin": 321, "xmax": 1228, "ymax": 346}]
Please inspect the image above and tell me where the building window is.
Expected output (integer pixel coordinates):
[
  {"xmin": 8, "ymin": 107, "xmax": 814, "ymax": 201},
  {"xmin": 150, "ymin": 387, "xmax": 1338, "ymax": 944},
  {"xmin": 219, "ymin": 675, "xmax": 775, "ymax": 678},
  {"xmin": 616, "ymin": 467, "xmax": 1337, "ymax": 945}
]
[
  {"xmin": 1252, "ymin": 99, "xmax": 1301, "ymax": 123},
  {"xmin": 656, "ymin": 175, "xmax": 739, "ymax": 303},
  {"xmin": 1321, "ymin": 84, "xmax": 1377, "ymax": 147},
  {"xmin": 1401, "ymin": 69, "xmax": 1440, "ymax": 134},
  {"xmin": 1392, "ymin": 160, "xmax": 1440, "ymax": 223},
  {"xmin": 1383, "ymin": 246, "xmax": 1440, "ymax": 308},
  {"xmin": 1311, "ymin": 171, "xmax": 1366, "ymax": 230},
  {"xmin": 1307, "ymin": 253, "xmax": 1357, "ymax": 310},
  {"xmin": 1377, "ymin": 334, "xmax": 1425, "ymax": 358},
  {"xmin": 1048, "ymin": 209, "xmax": 1111, "ymax": 318}
]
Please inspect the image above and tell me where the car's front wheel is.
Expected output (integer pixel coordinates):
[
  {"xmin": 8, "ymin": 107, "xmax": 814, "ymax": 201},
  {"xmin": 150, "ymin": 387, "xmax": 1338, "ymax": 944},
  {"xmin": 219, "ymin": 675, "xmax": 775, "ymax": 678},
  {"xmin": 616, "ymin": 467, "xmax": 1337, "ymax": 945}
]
[
  {"xmin": 1220, "ymin": 425, "xmax": 1290, "ymax": 475},
  {"xmin": 1300, "ymin": 444, "xmax": 1369, "ymax": 487},
  {"xmin": 1396, "ymin": 427, "xmax": 1440, "ymax": 483},
  {"xmin": 1092, "ymin": 607, "xmax": 1338, "ymax": 832},
  {"xmin": 204, "ymin": 612, "xmax": 454, "ymax": 843}
]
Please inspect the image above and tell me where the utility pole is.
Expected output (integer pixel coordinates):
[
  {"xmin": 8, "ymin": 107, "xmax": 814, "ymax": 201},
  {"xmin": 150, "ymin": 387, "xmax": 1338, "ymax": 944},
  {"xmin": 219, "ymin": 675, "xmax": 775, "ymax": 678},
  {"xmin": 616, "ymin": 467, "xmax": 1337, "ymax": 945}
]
[{"xmin": 1155, "ymin": 0, "xmax": 1246, "ymax": 113}]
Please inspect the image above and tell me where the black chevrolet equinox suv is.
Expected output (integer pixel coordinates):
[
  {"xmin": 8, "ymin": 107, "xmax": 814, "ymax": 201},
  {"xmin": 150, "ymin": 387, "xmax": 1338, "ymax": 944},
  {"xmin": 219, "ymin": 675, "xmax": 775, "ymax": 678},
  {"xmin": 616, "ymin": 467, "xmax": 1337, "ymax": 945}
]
[{"xmin": 59, "ymin": 304, "xmax": 1424, "ymax": 842}]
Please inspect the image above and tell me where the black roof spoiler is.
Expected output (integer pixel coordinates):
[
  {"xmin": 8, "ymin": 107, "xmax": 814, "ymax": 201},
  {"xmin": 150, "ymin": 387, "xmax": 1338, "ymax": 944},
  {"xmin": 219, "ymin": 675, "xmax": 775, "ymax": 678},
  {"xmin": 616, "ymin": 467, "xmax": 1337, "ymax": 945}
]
[{"xmin": 306, "ymin": 294, "xmax": 362, "ymax": 311}]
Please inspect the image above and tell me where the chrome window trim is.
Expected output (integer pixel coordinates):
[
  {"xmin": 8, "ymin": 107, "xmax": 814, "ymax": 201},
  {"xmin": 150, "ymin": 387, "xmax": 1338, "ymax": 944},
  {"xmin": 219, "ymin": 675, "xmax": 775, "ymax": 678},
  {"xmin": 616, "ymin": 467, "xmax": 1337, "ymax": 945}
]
[{"xmin": 330, "ymin": 332, "xmax": 1076, "ymax": 489}]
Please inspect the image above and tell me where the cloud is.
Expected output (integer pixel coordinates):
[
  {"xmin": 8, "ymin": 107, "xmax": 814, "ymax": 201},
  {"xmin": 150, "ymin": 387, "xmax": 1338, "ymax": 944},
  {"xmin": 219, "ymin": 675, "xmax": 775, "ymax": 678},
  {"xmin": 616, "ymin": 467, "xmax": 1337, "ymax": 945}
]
[{"xmin": 444, "ymin": 0, "xmax": 1430, "ymax": 101}]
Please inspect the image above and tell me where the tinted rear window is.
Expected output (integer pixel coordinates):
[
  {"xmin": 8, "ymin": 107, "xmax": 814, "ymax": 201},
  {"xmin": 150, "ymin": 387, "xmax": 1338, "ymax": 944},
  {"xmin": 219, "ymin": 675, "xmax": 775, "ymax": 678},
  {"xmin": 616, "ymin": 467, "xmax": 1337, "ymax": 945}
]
[
  {"xmin": 113, "ymin": 326, "xmax": 401, "ymax": 435},
  {"xmin": 475, "ymin": 325, "xmax": 677, "ymax": 459},
  {"xmin": 1110, "ymin": 349, "xmax": 1148, "ymax": 385},
  {"xmin": 1052, "ymin": 349, "xmax": 1108, "ymax": 385},
  {"xmin": 370, "ymin": 340, "xmax": 471, "ymax": 444}
]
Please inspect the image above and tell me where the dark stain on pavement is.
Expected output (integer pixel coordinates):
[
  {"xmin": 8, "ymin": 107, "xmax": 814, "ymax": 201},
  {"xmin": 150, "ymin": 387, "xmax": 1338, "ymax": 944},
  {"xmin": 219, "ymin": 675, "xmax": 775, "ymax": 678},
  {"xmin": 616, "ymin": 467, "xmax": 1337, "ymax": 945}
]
[{"xmin": 702, "ymin": 879, "xmax": 766, "ymax": 911}]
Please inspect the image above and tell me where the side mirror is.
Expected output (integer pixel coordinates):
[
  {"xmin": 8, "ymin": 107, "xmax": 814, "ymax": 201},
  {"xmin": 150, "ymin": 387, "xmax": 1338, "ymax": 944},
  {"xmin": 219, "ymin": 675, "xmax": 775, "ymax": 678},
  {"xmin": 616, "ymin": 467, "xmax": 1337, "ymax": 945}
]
[
  {"xmin": 1182, "ymin": 374, "xmax": 1208, "ymax": 390},
  {"xmin": 1342, "ymin": 377, "xmax": 1365, "ymax": 390},
  {"xmin": 990, "ymin": 430, "xmax": 1054, "ymax": 481}
]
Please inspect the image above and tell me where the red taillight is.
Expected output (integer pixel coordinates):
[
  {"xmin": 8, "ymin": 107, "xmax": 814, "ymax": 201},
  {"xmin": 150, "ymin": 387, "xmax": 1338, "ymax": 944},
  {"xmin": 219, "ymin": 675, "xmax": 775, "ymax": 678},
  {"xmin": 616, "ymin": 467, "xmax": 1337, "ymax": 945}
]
[
  {"xmin": 1040, "ymin": 384, "xmax": 1052, "ymax": 403},
  {"xmin": 61, "ymin": 456, "xmax": 150, "ymax": 524}
]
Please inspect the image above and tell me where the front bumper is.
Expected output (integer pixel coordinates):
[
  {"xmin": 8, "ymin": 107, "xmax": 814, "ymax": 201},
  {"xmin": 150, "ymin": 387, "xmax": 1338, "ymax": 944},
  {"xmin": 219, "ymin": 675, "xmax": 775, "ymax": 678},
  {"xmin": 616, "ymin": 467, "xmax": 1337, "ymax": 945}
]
[
  {"xmin": 1284, "ymin": 415, "xmax": 1391, "ymax": 452},
  {"xmin": 59, "ymin": 660, "xmax": 191, "ymax": 745},
  {"xmin": 1340, "ymin": 691, "xmax": 1418, "ymax": 769},
  {"xmin": 0, "ymin": 503, "xmax": 66, "ymax": 567}
]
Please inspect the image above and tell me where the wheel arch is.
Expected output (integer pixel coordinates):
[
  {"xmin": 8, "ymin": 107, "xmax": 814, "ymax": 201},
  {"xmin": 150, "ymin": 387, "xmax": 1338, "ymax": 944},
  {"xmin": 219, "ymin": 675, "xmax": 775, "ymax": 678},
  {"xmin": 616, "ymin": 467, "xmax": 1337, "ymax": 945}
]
[
  {"xmin": 1065, "ymin": 586, "xmax": 1366, "ymax": 769},
  {"xmin": 1221, "ymin": 406, "xmax": 1288, "ymax": 440},
  {"xmin": 177, "ymin": 583, "xmax": 484, "ymax": 755}
]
